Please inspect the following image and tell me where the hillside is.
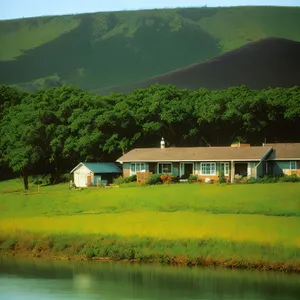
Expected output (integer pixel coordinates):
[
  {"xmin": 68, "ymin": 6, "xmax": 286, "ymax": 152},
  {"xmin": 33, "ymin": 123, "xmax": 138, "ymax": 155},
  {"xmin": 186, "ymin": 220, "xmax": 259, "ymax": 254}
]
[
  {"xmin": 97, "ymin": 37, "xmax": 300, "ymax": 94},
  {"xmin": 1, "ymin": 6, "xmax": 300, "ymax": 91}
]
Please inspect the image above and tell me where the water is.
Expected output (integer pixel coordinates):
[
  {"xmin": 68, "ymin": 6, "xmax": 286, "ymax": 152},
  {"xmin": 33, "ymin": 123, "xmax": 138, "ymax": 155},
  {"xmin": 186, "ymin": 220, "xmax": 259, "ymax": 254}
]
[{"xmin": 0, "ymin": 256, "xmax": 299, "ymax": 299}]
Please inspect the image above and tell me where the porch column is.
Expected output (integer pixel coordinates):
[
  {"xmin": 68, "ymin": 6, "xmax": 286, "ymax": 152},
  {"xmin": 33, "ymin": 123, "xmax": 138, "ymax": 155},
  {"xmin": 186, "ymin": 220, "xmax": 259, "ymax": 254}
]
[{"xmin": 230, "ymin": 160, "xmax": 235, "ymax": 183}]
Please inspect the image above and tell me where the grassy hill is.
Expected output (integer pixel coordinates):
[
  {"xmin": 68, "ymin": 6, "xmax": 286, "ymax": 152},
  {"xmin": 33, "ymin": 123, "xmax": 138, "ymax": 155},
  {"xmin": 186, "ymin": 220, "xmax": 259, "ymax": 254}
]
[
  {"xmin": 97, "ymin": 37, "xmax": 300, "ymax": 94},
  {"xmin": 1, "ymin": 6, "xmax": 300, "ymax": 91}
]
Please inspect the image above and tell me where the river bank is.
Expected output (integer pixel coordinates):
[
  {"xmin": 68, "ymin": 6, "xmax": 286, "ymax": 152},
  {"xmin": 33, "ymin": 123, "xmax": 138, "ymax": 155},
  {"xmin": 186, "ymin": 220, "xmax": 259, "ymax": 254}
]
[{"xmin": 1, "ymin": 233, "xmax": 299, "ymax": 273}]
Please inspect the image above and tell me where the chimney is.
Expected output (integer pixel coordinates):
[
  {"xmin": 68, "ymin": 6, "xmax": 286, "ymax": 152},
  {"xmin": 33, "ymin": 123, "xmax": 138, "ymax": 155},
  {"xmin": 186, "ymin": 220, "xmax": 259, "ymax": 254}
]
[{"xmin": 160, "ymin": 137, "xmax": 165, "ymax": 149}]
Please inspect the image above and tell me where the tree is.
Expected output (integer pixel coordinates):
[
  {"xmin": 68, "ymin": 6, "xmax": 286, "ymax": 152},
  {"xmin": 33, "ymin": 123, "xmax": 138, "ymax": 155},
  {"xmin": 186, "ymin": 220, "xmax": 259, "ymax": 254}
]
[{"xmin": 0, "ymin": 99, "xmax": 44, "ymax": 190}]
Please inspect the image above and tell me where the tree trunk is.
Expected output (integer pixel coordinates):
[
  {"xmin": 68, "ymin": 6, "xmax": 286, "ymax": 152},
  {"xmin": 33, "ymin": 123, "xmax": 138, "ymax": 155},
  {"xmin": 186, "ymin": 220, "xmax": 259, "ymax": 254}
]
[
  {"xmin": 23, "ymin": 173, "xmax": 29, "ymax": 190},
  {"xmin": 21, "ymin": 167, "xmax": 29, "ymax": 190}
]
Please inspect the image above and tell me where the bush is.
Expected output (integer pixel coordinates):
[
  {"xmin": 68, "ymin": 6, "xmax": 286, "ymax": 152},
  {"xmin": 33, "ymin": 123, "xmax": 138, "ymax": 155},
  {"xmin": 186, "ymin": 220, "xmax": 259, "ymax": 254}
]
[
  {"xmin": 278, "ymin": 174, "xmax": 300, "ymax": 183},
  {"xmin": 30, "ymin": 174, "xmax": 51, "ymax": 186},
  {"xmin": 188, "ymin": 174, "xmax": 198, "ymax": 183},
  {"xmin": 146, "ymin": 174, "xmax": 163, "ymax": 185},
  {"xmin": 58, "ymin": 173, "xmax": 72, "ymax": 183},
  {"xmin": 218, "ymin": 176, "xmax": 227, "ymax": 184},
  {"xmin": 233, "ymin": 174, "xmax": 243, "ymax": 183},
  {"xmin": 160, "ymin": 174, "xmax": 177, "ymax": 184},
  {"xmin": 113, "ymin": 175, "xmax": 137, "ymax": 185}
]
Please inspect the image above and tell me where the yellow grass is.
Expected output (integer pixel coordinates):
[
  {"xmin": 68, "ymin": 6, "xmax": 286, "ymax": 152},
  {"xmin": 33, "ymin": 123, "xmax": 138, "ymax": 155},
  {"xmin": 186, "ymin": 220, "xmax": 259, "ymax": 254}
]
[{"xmin": 1, "ymin": 212, "xmax": 299, "ymax": 247}]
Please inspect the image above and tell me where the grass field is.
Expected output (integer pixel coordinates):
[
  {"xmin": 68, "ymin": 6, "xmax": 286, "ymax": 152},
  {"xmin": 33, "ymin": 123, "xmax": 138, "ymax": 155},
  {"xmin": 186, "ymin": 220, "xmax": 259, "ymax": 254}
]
[
  {"xmin": 1, "ymin": 6, "xmax": 300, "ymax": 91},
  {"xmin": 0, "ymin": 179, "xmax": 299, "ymax": 271}
]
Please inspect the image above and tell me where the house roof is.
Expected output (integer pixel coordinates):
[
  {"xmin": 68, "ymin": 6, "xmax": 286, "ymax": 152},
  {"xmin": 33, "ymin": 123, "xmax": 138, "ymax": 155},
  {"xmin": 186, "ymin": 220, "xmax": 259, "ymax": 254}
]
[
  {"xmin": 71, "ymin": 162, "xmax": 122, "ymax": 174},
  {"xmin": 264, "ymin": 143, "xmax": 300, "ymax": 160},
  {"xmin": 117, "ymin": 146, "xmax": 272, "ymax": 163}
]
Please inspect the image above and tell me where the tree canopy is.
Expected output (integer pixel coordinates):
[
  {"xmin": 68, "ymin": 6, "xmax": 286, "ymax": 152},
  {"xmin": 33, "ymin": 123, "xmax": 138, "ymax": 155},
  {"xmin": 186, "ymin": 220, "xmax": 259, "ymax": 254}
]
[{"xmin": 0, "ymin": 84, "xmax": 299, "ymax": 189}]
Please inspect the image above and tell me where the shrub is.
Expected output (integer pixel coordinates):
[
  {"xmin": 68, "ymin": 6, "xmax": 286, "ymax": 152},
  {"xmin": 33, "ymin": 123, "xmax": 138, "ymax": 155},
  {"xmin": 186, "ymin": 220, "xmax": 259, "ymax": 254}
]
[
  {"xmin": 58, "ymin": 173, "xmax": 72, "ymax": 183},
  {"xmin": 146, "ymin": 174, "xmax": 162, "ymax": 185},
  {"xmin": 278, "ymin": 174, "xmax": 300, "ymax": 183},
  {"xmin": 161, "ymin": 174, "xmax": 177, "ymax": 184},
  {"xmin": 188, "ymin": 174, "xmax": 198, "ymax": 183},
  {"xmin": 218, "ymin": 176, "xmax": 227, "ymax": 184},
  {"xmin": 233, "ymin": 174, "xmax": 243, "ymax": 183},
  {"xmin": 113, "ymin": 175, "xmax": 137, "ymax": 185},
  {"xmin": 30, "ymin": 174, "xmax": 51, "ymax": 186}
]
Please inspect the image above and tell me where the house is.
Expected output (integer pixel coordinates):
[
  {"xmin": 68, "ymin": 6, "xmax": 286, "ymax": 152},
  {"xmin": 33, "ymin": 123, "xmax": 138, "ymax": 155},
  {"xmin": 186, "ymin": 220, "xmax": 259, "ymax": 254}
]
[
  {"xmin": 70, "ymin": 162, "xmax": 122, "ymax": 187},
  {"xmin": 116, "ymin": 139, "xmax": 275, "ymax": 183},
  {"xmin": 263, "ymin": 143, "xmax": 300, "ymax": 176}
]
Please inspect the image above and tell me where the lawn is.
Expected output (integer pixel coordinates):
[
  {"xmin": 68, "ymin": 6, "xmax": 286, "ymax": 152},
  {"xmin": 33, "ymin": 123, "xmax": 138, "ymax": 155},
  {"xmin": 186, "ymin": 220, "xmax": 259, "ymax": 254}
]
[{"xmin": 0, "ymin": 179, "xmax": 299, "ymax": 270}]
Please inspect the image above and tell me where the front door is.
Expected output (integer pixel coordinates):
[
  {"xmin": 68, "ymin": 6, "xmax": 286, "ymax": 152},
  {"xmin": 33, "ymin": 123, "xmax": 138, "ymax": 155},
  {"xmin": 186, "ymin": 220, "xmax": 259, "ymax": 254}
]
[{"xmin": 180, "ymin": 163, "xmax": 194, "ymax": 179}]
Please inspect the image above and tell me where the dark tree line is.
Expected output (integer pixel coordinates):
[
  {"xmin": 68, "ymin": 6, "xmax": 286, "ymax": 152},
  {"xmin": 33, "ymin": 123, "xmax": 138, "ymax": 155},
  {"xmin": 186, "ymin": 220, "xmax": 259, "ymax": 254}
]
[{"xmin": 0, "ymin": 84, "xmax": 299, "ymax": 189}]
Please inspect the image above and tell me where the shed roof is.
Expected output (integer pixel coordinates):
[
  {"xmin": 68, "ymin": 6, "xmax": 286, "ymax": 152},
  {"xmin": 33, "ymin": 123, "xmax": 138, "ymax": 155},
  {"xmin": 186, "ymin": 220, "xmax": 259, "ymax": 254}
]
[
  {"xmin": 264, "ymin": 143, "xmax": 300, "ymax": 160},
  {"xmin": 71, "ymin": 162, "xmax": 122, "ymax": 174},
  {"xmin": 117, "ymin": 146, "xmax": 272, "ymax": 162}
]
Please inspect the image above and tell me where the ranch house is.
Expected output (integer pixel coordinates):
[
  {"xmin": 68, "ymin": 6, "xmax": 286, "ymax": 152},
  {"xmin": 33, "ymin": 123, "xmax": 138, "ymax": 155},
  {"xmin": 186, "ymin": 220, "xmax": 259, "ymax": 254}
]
[{"xmin": 117, "ymin": 139, "xmax": 300, "ymax": 183}]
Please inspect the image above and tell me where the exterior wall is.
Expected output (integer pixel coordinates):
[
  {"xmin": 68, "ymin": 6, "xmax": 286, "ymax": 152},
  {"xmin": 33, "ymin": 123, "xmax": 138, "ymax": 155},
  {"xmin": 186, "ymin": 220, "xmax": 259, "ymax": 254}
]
[
  {"xmin": 268, "ymin": 160, "xmax": 297, "ymax": 176},
  {"xmin": 284, "ymin": 169, "xmax": 300, "ymax": 176},
  {"xmin": 248, "ymin": 162, "xmax": 257, "ymax": 177},
  {"xmin": 73, "ymin": 164, "xmax": 93, "ymax": 187},
  {"xmin": 122, "ymin": 162, "xmax": 131, "ymax": 177},
  {"xmin": 172, "ymin": 162, "xmax": 179, "ymax": 176},
  {"xmin": 194, "ymin": 161, "xmax": 230, "ymax": 182}
]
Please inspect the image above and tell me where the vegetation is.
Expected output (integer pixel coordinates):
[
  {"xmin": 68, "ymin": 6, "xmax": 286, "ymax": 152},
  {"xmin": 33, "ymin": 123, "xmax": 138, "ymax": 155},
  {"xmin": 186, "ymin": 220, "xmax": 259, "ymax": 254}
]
[
  {"xmin": 1, "ymin": 84, "xmax": 300, "ymax": 189},
  {"xmin": 0, "ymin": 180, "xmax": 299, "ymax": 271},
  {"xmin": 113, "ymin": 175, "xmax": 137, "ymax": 185},
  {"xmin": 1, "ymin": 7, "xmax": 300, "ymax": 91}
]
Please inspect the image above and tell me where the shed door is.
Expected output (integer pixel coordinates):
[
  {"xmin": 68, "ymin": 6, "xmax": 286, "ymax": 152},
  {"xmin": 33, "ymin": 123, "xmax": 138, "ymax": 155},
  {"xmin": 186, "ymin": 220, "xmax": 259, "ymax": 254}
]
[{"xmin": 78, "ymin": 174, "xmax": 87, "ymax": 187}]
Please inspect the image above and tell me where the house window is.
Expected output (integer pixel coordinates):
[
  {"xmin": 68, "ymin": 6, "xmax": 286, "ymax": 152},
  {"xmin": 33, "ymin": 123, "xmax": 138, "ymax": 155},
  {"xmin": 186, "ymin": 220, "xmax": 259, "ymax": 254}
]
[
  {"xmin": 130, "ymin": 163, "xmax": 146, "ymax": 175},
  {"xmin": 290, "ymin": 161, "xmax": 297, "ymax": 170},
  {"xmin": 220, "ymin": 163, "xmax": 229, "ymax": 176},
  {"xmin": 200, "ymin": 162, "xmax": 216, "ymax": 175},
  {"xmin": 158, "ymin": 163, "xmax": 172, "ymax": 174}
]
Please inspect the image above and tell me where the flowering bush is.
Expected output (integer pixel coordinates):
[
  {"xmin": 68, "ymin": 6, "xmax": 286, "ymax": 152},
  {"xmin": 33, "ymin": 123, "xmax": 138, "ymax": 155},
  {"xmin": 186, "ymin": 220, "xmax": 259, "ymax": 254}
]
[{"xmin": 160, "ymin": 174, "xmax": 176, "ymax": 184}]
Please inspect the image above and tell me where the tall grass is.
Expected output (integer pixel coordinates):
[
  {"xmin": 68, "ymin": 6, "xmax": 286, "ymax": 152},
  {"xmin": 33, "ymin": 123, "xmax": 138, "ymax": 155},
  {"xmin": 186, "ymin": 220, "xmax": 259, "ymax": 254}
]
[{"xmin": 1, "ymin": 233, "xmax": 299, "ymax": 272}]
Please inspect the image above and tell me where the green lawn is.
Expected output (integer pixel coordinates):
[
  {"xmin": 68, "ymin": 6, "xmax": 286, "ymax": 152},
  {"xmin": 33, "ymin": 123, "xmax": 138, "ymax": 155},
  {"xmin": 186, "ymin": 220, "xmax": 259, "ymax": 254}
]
[{"xmin": 0, "ymin": 179, "xmax": 299, "ymax": 269}]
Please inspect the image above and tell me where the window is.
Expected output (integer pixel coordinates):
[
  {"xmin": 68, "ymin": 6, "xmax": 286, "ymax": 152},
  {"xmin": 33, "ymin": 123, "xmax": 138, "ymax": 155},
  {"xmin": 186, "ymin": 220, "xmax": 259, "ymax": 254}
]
[
  {"xmin": 220, "ymin": 163, "xmax": 229, "ymax": 176},
  {"xmin": 158, "ymin": 163, "xmax": 172, "ymax": 174},
  {"xmin": 200, "ymin": 162, "xmax": 216, "ymax": 175},
  {"xmin": 130, "ymin": 163, "xmax": 146, "ymax": 175},
  {"xmin": 290, "ymin": 161, "xmax": 297, "ymax": 170}
]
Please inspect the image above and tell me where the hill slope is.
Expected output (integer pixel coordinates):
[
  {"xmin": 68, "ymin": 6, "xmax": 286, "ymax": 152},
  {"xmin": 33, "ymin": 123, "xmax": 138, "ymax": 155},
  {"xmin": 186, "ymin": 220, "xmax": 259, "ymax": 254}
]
[
  {"xmin": 97, "ymin": 37, "xmax": 300, "ymax": 94},
  {"xmin": 1, "ymin": 6, "xmax": 300, "ymax": 91}
]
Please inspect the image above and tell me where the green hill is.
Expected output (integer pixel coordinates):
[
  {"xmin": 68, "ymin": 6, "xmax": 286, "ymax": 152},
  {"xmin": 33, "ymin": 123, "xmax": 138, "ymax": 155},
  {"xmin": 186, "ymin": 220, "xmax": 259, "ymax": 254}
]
[{"xmin": 1, "ymin": 6, "xmax": 300, "ymax": 91}]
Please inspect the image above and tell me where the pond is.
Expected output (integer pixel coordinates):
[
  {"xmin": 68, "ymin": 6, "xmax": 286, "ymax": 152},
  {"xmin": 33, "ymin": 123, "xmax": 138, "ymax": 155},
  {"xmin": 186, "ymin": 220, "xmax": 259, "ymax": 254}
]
[{"xmin": 0, "ymin": 256, "xmax": 299, "ymax": 299}]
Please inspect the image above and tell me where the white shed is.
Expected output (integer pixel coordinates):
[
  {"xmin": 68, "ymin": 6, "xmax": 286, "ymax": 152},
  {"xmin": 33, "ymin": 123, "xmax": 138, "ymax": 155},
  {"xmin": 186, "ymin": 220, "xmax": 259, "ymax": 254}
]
[{"xmin": 70, "ymin": 162, "xmax": 122, "ymax": 187}]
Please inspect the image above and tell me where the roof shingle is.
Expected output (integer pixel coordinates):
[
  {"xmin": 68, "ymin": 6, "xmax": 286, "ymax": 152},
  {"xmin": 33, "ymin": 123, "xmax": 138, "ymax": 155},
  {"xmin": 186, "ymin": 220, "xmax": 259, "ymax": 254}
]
[
  {"xmin": 117, "ymin": 146, "xmax": 272, "ymax": 162},
  {"xmin": 264, "ymin": 143, "xmax": 300, "ymax": 160}
]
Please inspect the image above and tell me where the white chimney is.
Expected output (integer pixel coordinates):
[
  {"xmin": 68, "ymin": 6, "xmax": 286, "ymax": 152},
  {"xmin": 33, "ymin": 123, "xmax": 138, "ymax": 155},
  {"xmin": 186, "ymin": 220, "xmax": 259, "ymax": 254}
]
[{"xmin": 160, "ymin": 137, "xmax": 165, "ymax": 149}]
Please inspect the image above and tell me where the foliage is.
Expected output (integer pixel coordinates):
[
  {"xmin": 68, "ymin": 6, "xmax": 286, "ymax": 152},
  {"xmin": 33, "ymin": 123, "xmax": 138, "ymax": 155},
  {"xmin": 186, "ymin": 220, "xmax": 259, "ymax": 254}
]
[
  {"xmin": 218, "ymin": 176, "xmax": 227, "ymax": 184},
  {"xmin": 113, "ymin": 175, "xmax": 137, "ymax": 185},
  {"xmin": 146, "ymin": 174, "xmax": 163, "ymax": 185},
  {"xmin": 0, "ymin": 83, "xmax": 300, "ymax": 187},
  {"xmin": 278, "ymin": 174, "xmax": 300, "ymax": 183},
  {"xmin": 160, "ymin": 174, "xmax": 177, "ymax": 184},
  {"xmin": 30, "ymin": 174, "xmax": 51, "ymax": 186},
  {"xmin": 188, "ymin": 174, "xmax": 198, "ymax": 183},
  {"xmin": 1, "ymin": 233, "xmax": 300, "ymax": 271}
]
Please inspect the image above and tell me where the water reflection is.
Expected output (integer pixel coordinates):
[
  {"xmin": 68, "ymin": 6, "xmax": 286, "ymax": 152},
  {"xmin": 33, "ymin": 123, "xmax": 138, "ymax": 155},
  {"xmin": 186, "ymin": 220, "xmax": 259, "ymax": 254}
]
[{"xmin": 0, "ymin": 256, "xmax": 299, "ymax": 299}]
